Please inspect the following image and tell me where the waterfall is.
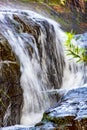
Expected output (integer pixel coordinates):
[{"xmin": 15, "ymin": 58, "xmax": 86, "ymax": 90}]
[
  {"xmin": 0, "ymin": 9, "xmax": 65, "ymax": 126},
  {"xmin": 0, "ymin": 8, "xmax": 87, "ymax": 126}
]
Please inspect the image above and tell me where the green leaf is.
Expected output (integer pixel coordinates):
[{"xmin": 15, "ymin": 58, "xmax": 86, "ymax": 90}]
[{"xmin": 64, "ymin": 32, "xmax": 87, "ymax": 63}]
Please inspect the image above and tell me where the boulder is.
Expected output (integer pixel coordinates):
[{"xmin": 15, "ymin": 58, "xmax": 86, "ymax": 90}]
[{"xmin": 41, "ymin": 87, "xmax": 87, "ymax": 130}]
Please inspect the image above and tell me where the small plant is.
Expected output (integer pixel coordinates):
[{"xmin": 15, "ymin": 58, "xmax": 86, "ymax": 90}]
[{"xmin": 65, "ymin": 32, "xmax": 87, "ymax": 62}]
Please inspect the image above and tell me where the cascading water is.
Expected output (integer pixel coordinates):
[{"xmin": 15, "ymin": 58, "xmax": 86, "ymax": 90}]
[
  {"xmin": 0, "ymin": 7, "xmax": 87, "ymax": 127},
  {"xmin": 0, "ymin": 9, "xmax": 65, "ymax": 126}
]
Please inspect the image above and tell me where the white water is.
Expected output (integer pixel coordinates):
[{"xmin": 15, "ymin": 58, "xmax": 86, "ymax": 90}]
[
  {"xmin": 0, "ymin": 8, "xmax": 87, "ymax": 127},
  {"xmin": 0, "ymin": 9, "xmax": 65, "ymax": 125},
  {"xmin": 2, "ymin": 30, "xmax": 48, "ymax": 125},
  {"xmin": 62, "ymin": 33, "xmax": 87, "ymax": 91}
]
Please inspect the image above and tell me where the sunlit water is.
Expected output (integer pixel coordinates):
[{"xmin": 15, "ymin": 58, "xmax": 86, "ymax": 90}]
[{"xmin": 0, "ymin": 5, "xmax": 87, "ymax": 127}]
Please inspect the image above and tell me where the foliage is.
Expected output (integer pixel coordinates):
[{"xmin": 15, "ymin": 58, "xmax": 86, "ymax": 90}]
[
  {"xmin": 65, "ymin": 32, "xmax": 87, "ymax": 62},
  {"xmin": 20, "ymin": 0, "xmax": 87, "ymax": 6},
  {"xmin": 20, "ymin": 0, "xmax": 66, "ymax": 4},
  {"xmin": 19, "ymin": 0, "xmax": 87, "ymax": 4}
]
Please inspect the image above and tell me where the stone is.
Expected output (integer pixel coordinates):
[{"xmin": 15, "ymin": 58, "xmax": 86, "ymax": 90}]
[
  {"xmin": 0, "ymin": 34, "xmax": 23, "ymax": 127},
  {"xmin": 41, "ymin": 87, "xmax": 87, "ymax": 130}
]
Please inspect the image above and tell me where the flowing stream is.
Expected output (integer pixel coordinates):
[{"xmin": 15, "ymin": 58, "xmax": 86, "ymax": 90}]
[{"xmin": 0, "ymin": 6, "xmax": 87, "ymax": 127}]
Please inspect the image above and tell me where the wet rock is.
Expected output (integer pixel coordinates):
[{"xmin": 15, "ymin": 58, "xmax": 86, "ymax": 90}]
[
  {"xmin": 73, "ymin": 32, "xmax": 87, "ymax": 48},
  {"xmin": 13, "ymin": 12, "xmax": 65, "ymax": 89},
  {"xmin": 0, "ymin": 35, "xmax": 23, "ymax": 127},
  {"xmin": 41, "ymin": 87, "xmax": 87, "ymax": 130}
]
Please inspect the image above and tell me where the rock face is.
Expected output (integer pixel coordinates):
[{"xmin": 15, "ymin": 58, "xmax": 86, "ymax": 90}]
[
  {"xmin": 41, "ymin": 87, "xmax": 87, "ymax": 130},
  {"xmin": 0, "ymin": 34, "xmax": 23, "ymax": 127}
]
